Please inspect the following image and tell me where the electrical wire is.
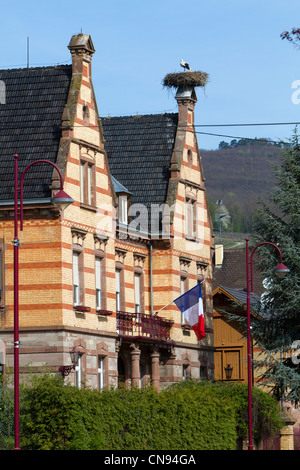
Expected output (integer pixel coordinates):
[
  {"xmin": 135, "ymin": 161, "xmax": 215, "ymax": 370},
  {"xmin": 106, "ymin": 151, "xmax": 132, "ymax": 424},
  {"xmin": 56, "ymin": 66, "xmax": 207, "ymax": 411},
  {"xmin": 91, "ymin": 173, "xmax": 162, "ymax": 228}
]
[
  {"xmin": 190, "ymin": 121, "xmax": 300, "ymax": 128},
  {"xmin": 0, "ymin": 103, "xmax": 296, "ymax": 144}
]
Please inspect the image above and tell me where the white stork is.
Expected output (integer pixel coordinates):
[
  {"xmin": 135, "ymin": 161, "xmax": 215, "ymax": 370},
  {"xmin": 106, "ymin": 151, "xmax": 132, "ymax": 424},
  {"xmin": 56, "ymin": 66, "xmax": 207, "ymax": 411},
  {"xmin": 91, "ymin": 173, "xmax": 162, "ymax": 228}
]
[{"xmin": 180, "ymin": 59, "xmax": 190, "ymax": 71}]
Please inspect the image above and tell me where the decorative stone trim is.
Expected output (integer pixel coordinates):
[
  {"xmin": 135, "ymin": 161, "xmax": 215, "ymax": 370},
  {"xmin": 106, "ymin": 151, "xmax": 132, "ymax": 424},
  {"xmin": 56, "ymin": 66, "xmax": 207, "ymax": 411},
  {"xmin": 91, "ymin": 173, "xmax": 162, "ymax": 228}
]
[
  {"xmin": 133, "ymin": 253, "xmax": 146, "ymax": 269},
  {"xmin": 197, "ymin": 261, "xmax": 208, "ymax": 281},
  {"xmin": 71, "ymin": 227, "xmax": 87, "ymax": 247},
  {"xmin": 180, "ymin": 256, "xmax": 191, "ymax": 272},
  {"xmin": 115, "ymin": 248, "xmax": 127, "ymax": 264},
  {"xmin": 94, "ymin": 233, "xmax": 109, "ymax": 252}
]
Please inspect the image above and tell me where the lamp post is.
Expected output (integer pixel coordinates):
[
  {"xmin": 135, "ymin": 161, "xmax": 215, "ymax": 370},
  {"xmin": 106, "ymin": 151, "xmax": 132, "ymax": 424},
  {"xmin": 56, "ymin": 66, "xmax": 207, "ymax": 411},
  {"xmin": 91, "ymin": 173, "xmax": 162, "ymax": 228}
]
[
  {"xmin": 13, "ymin": 154, "xmax": 73, "ymax": 450},
  {"xmin": 245, "ymin": 238, "xmax": 289, "ymax": 451}
]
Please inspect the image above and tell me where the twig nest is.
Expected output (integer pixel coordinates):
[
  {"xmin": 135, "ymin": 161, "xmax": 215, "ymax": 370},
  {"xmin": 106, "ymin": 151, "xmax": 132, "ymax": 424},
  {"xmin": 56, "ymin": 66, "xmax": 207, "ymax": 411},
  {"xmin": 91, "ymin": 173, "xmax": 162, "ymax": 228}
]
[{"xmin": 163, "ymin": 71, "xmax": 208, "ymax": 88}]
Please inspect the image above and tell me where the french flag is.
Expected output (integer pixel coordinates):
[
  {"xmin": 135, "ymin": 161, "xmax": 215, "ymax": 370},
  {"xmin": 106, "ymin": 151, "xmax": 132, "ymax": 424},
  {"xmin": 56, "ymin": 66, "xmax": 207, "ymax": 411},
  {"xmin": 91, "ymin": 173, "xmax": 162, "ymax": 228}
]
[{"xmin": 174, "ymin": 283, "xmax": 205, "ymax": 341}]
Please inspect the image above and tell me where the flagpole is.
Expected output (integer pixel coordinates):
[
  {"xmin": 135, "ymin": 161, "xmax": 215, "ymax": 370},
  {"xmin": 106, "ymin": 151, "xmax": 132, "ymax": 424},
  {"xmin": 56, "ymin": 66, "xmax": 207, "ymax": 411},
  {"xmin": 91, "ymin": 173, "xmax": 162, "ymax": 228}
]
[
  {"xmin": 153, "ymin": 299, "xmax": 174, "ymax": 316},
  {"xmin": 153, "ymin": 280, "xmax": 205, "ymax": 316}
]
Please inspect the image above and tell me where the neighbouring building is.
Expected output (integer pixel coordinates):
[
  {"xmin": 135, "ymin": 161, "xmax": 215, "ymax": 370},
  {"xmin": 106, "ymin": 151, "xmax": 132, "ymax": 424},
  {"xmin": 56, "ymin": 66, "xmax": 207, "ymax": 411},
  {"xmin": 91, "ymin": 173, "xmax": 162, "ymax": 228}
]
[
  {"xmin": 0, "ymin": 33, "xmax": 214, "ymax": 391},
  {"xmin": 213, "ymin": 246, "xmax": 264, "ymax": 382}
]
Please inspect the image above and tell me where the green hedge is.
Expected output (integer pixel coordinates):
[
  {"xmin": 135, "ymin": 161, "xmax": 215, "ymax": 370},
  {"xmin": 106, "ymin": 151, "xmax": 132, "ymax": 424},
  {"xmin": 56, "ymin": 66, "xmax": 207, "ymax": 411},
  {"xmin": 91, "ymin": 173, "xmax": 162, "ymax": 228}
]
[{"xmin": 18, "ymin": 376, "xmax": 281, "ymax": 450}]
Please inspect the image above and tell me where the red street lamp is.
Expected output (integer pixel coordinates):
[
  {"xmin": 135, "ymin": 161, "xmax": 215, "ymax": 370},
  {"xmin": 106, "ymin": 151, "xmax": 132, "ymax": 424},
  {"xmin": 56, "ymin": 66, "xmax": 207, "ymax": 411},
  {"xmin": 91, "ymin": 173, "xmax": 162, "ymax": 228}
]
[
  {"xmin": 13, "ymin": 154, "xmax": 73, "ymax": 450},
  {"xmin": 245, "ymin": 238, "xmax": 289, "ymax": 450}
]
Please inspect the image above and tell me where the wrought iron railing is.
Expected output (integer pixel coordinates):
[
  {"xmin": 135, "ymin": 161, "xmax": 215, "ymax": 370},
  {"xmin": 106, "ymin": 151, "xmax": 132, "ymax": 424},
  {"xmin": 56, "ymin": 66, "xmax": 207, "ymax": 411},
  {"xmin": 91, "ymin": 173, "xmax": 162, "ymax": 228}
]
[{"xmin": 117, "ymin": 311, "xmax": 173, "ymax": 342}]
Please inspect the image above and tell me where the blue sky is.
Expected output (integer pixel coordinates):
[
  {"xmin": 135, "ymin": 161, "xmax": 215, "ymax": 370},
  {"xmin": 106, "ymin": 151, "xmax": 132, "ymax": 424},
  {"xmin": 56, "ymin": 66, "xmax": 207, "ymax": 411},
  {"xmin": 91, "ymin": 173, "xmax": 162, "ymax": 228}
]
[{"xmin": 1, "ymin": 0, "xmax": 300, "ymax": 149}]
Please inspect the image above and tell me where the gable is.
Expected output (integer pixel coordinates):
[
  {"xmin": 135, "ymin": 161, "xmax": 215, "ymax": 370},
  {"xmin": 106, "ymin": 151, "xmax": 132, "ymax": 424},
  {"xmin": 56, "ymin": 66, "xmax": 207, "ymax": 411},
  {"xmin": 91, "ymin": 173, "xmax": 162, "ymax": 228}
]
[
  {"xmin": 213, "ymin": 285, "xmax": 262, "ymax": 319},
  {"xmin": 0, "ymin": 65, "xmax": 72, "ymax": 201}
]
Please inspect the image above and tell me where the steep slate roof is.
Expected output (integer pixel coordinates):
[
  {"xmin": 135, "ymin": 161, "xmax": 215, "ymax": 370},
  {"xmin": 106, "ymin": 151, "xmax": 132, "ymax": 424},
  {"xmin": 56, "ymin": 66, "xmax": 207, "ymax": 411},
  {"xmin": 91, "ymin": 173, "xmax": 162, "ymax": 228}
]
[
  {"xmin": 213, "ymin": 248, "xmax": 265, "ymax": 295},
  {"xmin": 0, "ymin": 65, "xmax": 72, "ymax": 201},
  {"xmin": 217, "ymin": 285, "xmax": 261, "ymax": 312},
  {"xmin": 214, "ymin": 284, "xmax": 272, "ymax": 321},
  {"xmin": 101, "ymin": 113, "xmax": 178, "ymax": 210}
]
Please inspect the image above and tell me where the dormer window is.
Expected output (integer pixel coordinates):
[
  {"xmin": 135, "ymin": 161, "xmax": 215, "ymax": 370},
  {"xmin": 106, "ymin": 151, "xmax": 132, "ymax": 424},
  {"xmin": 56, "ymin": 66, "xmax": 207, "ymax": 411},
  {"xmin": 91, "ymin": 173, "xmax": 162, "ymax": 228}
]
[
  {"xmin": 119, "ymin": 195, "xmax": 128, "ymax": 225},
  {"xmin": 111, "ymin": 176, "xmax": 132, "ymax": 227}
]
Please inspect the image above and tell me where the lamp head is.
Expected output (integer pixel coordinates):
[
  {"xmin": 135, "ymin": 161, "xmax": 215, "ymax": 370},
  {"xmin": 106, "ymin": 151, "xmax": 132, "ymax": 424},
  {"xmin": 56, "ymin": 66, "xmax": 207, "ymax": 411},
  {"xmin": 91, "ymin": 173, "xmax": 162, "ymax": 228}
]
[
  {"xmin": 224, "ymin": 364, "xmax": 233, "ymax": 380},
  {"xmin": 70, "ymin": 347, "xmax": 80, "ymax": 367},
  {"xmin": 274, "ymin": 262, "xmax": 290, "ymax": 278},
  {"xmin": 51, "ymin": 189, "xmax": 73, "ymax": 211}
]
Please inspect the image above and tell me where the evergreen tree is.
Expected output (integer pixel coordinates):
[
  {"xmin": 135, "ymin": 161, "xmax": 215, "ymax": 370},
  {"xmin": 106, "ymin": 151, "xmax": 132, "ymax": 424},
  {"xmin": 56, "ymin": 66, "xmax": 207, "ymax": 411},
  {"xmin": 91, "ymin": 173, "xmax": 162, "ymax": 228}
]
[{"xmin": 251, "ymin": 130, "xmax": 300, "ymax": 403}]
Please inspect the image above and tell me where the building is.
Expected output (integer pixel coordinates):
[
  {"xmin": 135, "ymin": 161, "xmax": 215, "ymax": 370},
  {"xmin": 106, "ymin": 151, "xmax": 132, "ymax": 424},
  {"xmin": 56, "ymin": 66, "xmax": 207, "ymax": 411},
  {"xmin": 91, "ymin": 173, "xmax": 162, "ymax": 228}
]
[
  {"xmin": 0, "ymin": 34, "xmax": 214, "ymax": 391},
  {"xmin": 212, "ymin": 246, "xmax": 264, "ymax": 383}
]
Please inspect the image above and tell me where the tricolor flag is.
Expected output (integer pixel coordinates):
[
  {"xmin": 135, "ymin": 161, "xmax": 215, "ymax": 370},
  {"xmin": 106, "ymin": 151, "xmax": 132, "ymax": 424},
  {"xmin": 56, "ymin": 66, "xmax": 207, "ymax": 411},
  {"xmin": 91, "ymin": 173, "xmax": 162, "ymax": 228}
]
[{"xmin": 174, "ymin": 283, "xmax": 205, "ymax": 341}]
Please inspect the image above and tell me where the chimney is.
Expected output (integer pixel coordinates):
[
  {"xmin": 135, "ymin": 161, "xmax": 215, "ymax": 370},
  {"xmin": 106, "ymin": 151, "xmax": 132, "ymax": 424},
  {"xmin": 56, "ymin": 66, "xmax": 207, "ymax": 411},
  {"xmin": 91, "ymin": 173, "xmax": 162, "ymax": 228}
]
[
  {"xmin": 175, "ymin": 85, "xmax": 197, "ymax": 129},
  {"xmin": 163, "ymin": 69, "xmax": 208, "ymax": 178},
  {"xmin": 215, "ymin": 244, "xmax": 224, "ymax": 268},
  {"xmin": 68, "ymin": 33, "xmax": 95, "ymax": 76},
  {"xmin": 163, "ymin": 69, "xmax": 207, "ymax": 131}
]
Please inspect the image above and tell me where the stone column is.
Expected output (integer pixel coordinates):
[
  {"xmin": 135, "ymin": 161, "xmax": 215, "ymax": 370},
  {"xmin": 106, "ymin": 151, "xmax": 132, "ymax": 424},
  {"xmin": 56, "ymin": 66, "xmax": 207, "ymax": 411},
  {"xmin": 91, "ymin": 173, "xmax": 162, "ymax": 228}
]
[
  {"xmin": 130, "ymin": 343, "xmax": 141, "ymax": 388},
  {"xmin": 280, "ymin": 409, "xmax": 296, "ymax": 450},
  {"xmin": 150, "ymin": 347, "xmax": 160, "ymax": 392}
]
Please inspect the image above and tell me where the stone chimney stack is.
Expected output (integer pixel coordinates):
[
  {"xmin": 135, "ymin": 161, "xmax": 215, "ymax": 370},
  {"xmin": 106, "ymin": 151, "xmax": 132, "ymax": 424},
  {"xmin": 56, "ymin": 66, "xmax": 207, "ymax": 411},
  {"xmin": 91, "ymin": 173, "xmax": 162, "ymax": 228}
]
[
  {"xmin": 175, "ymin": 85, "xmax": 197, "ymax": 129},
  {"xmin": 68, "ymin": 33, "xmax": 95, "ymax": 76},
  {"xmin": 163, "ymin": 70, "xmax": 208, "ymax": 178}
]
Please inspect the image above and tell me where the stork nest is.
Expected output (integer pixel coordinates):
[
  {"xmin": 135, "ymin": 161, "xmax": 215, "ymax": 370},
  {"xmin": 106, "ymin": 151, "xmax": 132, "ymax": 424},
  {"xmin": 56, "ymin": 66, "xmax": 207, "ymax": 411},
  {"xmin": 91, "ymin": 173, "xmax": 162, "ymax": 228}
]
[{"xmin": 163, "ymin": 71, "xmax": 208, "ymax": 89}]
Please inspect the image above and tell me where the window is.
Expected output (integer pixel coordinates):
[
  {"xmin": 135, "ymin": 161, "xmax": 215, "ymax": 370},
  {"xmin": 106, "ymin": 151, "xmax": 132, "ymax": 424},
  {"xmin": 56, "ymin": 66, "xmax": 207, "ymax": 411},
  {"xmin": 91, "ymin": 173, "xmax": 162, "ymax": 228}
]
[
  {"xmin": 0, "ymin": 249, "xmax": 2, "ymax": 305},
  {"xmin": 187, "ymin": 149, "xmax": 193, "ymax": 168},
  {"xmin": 95, "ymin": 257, "xmax": 102, "ymax": 310},
  {"xmin": 185, "ymin": 197, "xmax": 197, "ymax": 238},
  {"xmin": 180, "ymin": 275, "xmax": 188, "ymax": 325},
  {"xmin": 115, "ymin": 251, "xmax": 126, "ymax": 312},
  {"xmin": 75, "ymin": 354, "xmax": 82, "ymax": 389},
  {"xmin": 71, "ymin": 229, "xmax": 86, "ymax": 308},
  {"xmin": 134, "ymin": 273, "xmax": 141, "ymax": 314},
  {"xmin": 73, "ymin": 251, "xmax": 80, "ymax": 306},
  {"xmin": 83, "ymin": 102, "xmax": 90, "ymax": 126},
  {"xmin": 200, "ymin": 365, "xmax": 208, "ymax": 380},
  {"xmin": 0, "ymin": 241, "xmax": 5, "ymax": 307},
  {"xmin": 116, "ymin": 268, "xmax": 121, "ymax": 312},
  {"xmin": 119, "ymin": 195, "xmax": 128, "ymax": 225},
  {"xmin": 183, "ymin": 364, "xmax": 189, "ymax": 381},
  {"xmin": 0, "ymin": 343, "xmax": 5, "ymax": 379},
  {"xmin": 98, "ymin": 356, "xmax": 104, "ymax": 391},
  {"xmin": 80, "ymin": 160, "xmax": 95, "ymax": 206}
]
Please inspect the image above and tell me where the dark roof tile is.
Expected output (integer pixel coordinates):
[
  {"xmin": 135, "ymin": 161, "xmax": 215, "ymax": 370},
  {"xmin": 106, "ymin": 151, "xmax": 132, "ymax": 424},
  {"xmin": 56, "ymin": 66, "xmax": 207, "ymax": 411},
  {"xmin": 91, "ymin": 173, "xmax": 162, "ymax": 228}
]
[
  {"xmin": 0, "ymin": 65, "xmax": 72, "ymax": 200},
  {"xmin": 213, "ymin": 248, "xmax": 264, "ymax": 295},
  {"xmin": 101, "ymin": 113, "xmax": 178, "ymax": 209}
]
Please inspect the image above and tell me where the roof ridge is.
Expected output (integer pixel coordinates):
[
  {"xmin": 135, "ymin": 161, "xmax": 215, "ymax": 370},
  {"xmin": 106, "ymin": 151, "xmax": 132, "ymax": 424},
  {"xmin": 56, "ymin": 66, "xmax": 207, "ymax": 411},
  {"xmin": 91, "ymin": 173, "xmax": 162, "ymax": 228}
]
[
  {"xmin": 101, "ymin": 112, "xmax": 178, "ymax": 120},
  {"xmin": 0, "ymin": 64, "xmax": 71, "ymax": 73}
]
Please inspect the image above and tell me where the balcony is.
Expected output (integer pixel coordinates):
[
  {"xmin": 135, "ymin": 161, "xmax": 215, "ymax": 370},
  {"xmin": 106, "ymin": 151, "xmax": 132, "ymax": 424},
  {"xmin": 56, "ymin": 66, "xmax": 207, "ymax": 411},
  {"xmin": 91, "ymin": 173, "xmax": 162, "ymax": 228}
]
[{"xmin": 117, "ymin": 311, "xmax": 174, "ymax": 345}]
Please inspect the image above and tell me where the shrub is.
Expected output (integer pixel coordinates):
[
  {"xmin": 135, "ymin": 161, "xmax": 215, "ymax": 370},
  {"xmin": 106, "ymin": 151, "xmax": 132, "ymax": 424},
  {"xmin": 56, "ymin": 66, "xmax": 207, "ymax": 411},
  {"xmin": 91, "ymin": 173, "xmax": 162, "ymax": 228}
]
[{"xmin": 19, "ymin": 375, "xmax": 281, "ymax": 450}]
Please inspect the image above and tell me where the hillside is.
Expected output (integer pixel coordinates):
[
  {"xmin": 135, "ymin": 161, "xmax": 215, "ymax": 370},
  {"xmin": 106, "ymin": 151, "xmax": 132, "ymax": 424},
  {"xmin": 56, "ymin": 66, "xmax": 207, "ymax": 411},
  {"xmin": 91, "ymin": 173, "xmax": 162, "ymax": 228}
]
[{"xmin": 200, "ymin": 141, "xmax": 282, "ymax": 233}]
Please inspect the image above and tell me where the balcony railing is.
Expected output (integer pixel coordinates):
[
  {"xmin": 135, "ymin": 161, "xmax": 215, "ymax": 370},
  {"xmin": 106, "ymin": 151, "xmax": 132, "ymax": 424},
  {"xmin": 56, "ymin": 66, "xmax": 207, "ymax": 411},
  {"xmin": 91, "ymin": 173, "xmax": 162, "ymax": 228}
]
[{"xmin": 117, "ymin": 311, "xmax": 173, "ymax": 343}]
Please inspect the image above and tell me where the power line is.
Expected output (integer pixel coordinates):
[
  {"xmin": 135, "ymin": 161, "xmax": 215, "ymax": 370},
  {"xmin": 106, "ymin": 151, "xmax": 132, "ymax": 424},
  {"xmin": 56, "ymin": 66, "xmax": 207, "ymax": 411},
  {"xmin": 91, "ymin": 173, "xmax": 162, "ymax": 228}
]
[
  {"xmin": 0, "ymin": 115, "xmax": 294, "ymax": 144},
  {"xmin": 190, "ymin": 121, "xmax": 300, "ymax": 128},
  {"xmin": 193, "ymin": 130, "xmax": 287, "ymax": 145}
]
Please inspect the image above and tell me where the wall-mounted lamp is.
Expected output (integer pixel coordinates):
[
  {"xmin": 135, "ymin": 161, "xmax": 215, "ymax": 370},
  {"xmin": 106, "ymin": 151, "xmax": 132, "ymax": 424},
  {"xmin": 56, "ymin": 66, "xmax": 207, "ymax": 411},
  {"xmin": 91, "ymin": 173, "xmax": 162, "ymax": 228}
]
[
  {"xmin": 59, "ymin": 347, "xmax": 80, "ymax": 377},
  {"xmin": 224, "ymin": 364, "xmax": 233, "ymax": 380}
]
